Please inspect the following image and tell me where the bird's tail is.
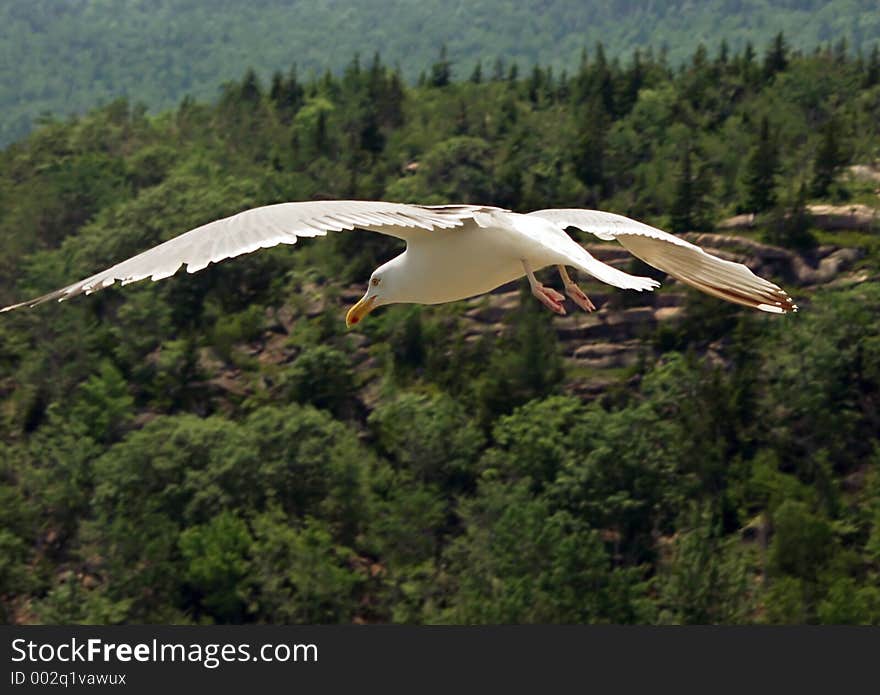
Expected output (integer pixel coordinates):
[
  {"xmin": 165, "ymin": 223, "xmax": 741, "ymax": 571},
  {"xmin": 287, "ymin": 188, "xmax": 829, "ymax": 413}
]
[{"xmin": 566, "ymin": 243, "xmax": 660, "ymax": 292}]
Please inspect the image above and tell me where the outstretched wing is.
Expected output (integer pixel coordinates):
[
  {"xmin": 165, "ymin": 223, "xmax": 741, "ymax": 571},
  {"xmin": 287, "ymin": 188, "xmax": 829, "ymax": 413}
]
[
  {"xmin": 2, "ymin": 200, "xmax": 500, "ymax": 312},
  {"xmin": 528, "ymin": 208, "xmax": 797, "ymax": 313}
]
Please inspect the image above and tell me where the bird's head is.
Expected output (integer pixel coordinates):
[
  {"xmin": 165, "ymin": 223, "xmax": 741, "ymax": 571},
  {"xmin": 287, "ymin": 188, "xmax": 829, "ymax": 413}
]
[{"xmin": 346, "ymin": 258, "xmax": 404, "ymax": 328}]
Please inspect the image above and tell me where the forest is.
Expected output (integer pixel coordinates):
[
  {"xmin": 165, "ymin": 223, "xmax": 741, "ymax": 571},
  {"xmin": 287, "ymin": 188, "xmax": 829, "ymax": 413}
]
[
  {"xmin": 2, "ymin": 0, "xmax": 880, "ymax": 145},
  {"xmin": 1, "ymin": 32, "xmax": 880, "ymax": 624}
]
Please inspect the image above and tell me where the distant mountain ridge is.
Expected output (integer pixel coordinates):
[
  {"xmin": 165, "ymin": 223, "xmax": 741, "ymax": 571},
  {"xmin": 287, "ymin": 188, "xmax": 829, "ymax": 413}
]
[{"xmin": 2, "ymin": 0, "xmax": 878, "ymax": 145}]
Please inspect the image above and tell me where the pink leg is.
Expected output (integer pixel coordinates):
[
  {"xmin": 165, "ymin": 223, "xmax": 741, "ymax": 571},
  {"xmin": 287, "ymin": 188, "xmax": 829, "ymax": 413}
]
[
  {"xmin": 523, "ymin": 260, "xmax": 566, "ymax": 315},
  {"xmin": 558, "ymin": 265, "xmax": 596, "ymax": 312}
]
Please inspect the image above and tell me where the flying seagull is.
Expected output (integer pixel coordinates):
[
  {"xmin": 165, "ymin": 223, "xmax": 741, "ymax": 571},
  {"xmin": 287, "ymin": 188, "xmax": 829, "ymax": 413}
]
[{"xmin": 0, "ymin": 200, "xmax": 797, "ymax": 321}]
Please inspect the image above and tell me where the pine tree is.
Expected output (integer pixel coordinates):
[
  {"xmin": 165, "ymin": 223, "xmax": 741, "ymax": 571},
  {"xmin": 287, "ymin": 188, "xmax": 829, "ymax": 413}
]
[
  {"xmin": 670, "ymin": 146, "xmax": 696, "ymax": 233},
  {"xmin": 491, "ymin": 57, "xmax": 505, "ymax": 82},
  {"xmin": 593, "ymin": 42, "xmax": 615, "ymax": 115},
  {"xmin": 718, "ymin": 39, "xmax": 730, "ymax": 65},
  {"xmin": 314, "ymin": 109, "xmax": 328, "ymax": 155},
  {"xmin": 742, "ymin": 116, "xmax": 779, "ymax": 213},
  {"xmin": 381, "ymin": 70, "xmax": 405, "ymax": 129},
  {"xmin": 544, "ymin": 67, "xmax": 555, "ymax": 102},
  {"xmin": 572, "ymin": 95, "xmax": 609, "ymax": 199},
  {"xmin": 359, "ymin": 107, "xmax": 384, "ymax": 155},
  {"xmin": 454, "ymin": 100, "xmax": 469, "ymax": 136},
  {"xmin": 470, "ymin": 61, "xmax": 483, "ymax": 84},
  {"xmin": 671, "ymin": 146, "xmax": 713, "ymax": 233},
  {"xmin": 556, "ymin": 69, "xmax": 569, "ymax": 101},
  {"xmin": 270, "ymin": 64, "xmax": 304, "ymax": 123},
  {"xmin": 811, "ymin": 119, "xmax": 844, "ymax": 197},
  {"xmin": 269, "ymin": 71, "xmax": 284, "ymax": 104},
  {"xmin": 528, "ymin": 66, "xmax": 543, "ymax": 104},
  {"xmin": 367, "ymin": 52, "xmax": 384, "ymax": 97},
  {"xmin": 620, "ymin": 49, "xmax": 644, "ymax": 114},
  {"xmin": 834, "ymin": 37, "xmax": 848, "ymax": 64},
  {"xmin": 865, "ymin": 44, "xmax": 880, "ymax": 87},
  {"xmin": 763, "ymin": 32, "xmax": 789, "ymax": 80},
  {"xmin": 693, "ymin": 43, "xmax": 709, "ymax": 70},
  {"xmin": 739, "ymin": 41, "xmax": 758, "ymax": 87},
  {"xmin": 430, "ymin": 45, "xmax": 451, "ymax": 87},
  {"xmin": 239, "ymin": 68, "xmax": 262, "ymax": 104},
  {"xmin": 768, "ymin": 183, "xmax": 815, "ymax": 250},
  {"xmin": 344, "ymin": 53, "xmax": 361, "ymax": 88}
]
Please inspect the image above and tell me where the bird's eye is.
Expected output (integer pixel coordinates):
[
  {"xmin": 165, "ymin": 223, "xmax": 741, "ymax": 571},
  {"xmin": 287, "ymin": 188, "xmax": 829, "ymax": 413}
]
[{"xmin": 371, "ymin": 277, "xmax": 381, "ymax": 286}]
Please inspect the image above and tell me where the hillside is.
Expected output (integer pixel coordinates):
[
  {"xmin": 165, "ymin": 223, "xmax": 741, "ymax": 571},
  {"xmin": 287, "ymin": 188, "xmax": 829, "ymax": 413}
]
[
  {"xmin": 2, "ymin": 0, "xmax": 880, "ymax": 145},
  {"xmin": 1, "ymin": 40, "xmax": 880, "ymax": 624}
]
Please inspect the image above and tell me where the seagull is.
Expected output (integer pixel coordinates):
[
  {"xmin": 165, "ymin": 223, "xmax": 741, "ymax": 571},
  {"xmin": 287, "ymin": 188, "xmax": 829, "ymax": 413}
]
[{"xmin": 0, "ymin": 200, "xmax": 797, "ymax": 321}]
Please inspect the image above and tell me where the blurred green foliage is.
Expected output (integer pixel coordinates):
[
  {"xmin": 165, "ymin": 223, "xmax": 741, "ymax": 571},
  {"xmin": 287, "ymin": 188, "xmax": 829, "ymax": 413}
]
[{"xmin": 2, "ymin": 1, "xmax": 880, "ymax": 146}]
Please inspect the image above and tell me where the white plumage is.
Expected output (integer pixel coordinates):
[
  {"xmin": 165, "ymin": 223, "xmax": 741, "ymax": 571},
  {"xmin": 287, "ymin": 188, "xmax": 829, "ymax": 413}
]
[{"xmin": 0, "ymin": 200, "xmax": 796, "ymax": 319}]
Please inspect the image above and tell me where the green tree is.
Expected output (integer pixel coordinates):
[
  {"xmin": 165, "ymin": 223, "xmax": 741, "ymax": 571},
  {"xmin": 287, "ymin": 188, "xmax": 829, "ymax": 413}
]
[
  {"xmin": 249, "ymin": 510, "xmax": 359, "ymax": 623},
  {"xmin": 770, "ymin": 500, "xmax": 833, "ymax": 582},
  {"xmin": 474, "ymin": 284, "xmax": 564, "ymax": 419},
  {"xmin": 430, "ymin": 45, "xmax": 451, "ymax": 88},
  {"xmin": 763, "ymin": 32, "xmax": 789, "ymax": 79},
  {"xmin": 470, "ymin": 61, "xmax": 483, "ymax": 84},
  {"xmin": 865, "ymin": 44, "xmax": 880, "ymax": 87},
  {"xmin": 281, "ymin": 345, "xmax": 357, "ymax": 419},
  {"xmin": 766, "ymin": 183, "xmax": 815, "ymax": 249},
  {"xmin": 670, "ymin": 145, "xmax": 697, "ymax": 233},
  {"xmin": 811, "ymin": 118, "xmax": 845, "ymax": 197},
  {"xmin": 742, "ymin": 116, "xmax": 779, "ymax": 213},
  {"xmin": 817, "ymin": 578, "xmax": 880, "ymax": 625},
  {"xmin": 68, "ymin": 361, "xmax": 134, "ymax": 444},
  {"xmin": 368, "ymin": 392, "xmax": 484, "ymax": 487},
  {"xmin": 179, "ymin": 511, "xmax": 252, "ymax": 622},
  {"xmin": 572, "ymin": 95, "xmax": 609, "ymax": 198},
  {"xmin": 479, "ymin": 395, "xmax": 585, "ymax": 490},
  {"xmin": 657, "ymin": 506, "xmax": 753, "ymax": 624},
  {"xmin": 440, "ymin": 480, "xmax": 650, "ymax": 623}
]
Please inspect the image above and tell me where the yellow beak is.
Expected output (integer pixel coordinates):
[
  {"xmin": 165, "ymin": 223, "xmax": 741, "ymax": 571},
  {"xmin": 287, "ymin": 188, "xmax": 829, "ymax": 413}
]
[{"xmin": 346, "ymin": 295, "xmax": 378, "ymax": 328}]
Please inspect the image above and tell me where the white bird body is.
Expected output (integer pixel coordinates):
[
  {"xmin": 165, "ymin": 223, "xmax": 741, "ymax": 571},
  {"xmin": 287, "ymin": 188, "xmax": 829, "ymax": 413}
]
[
  {"xmin": 375, "ymin": 213, "xmax": 606, "ymax": 305},
  {"xmin": 374, "ymin": 231, "xmax": 527, "ymax": 305},
  {"xmin": 0, "ymin": 200, "xmax": 797, "ymax": 319}
]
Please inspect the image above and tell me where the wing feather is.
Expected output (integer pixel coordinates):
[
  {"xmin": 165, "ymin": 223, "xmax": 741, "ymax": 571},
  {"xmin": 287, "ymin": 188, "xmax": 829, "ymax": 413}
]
[
  {"xmin": 2, "ymin": 200, "xmax": 501, "ymax": 312},
  {"xmin": 529, "ymin": 208, "xmax": 797, "ymax": 313}
]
